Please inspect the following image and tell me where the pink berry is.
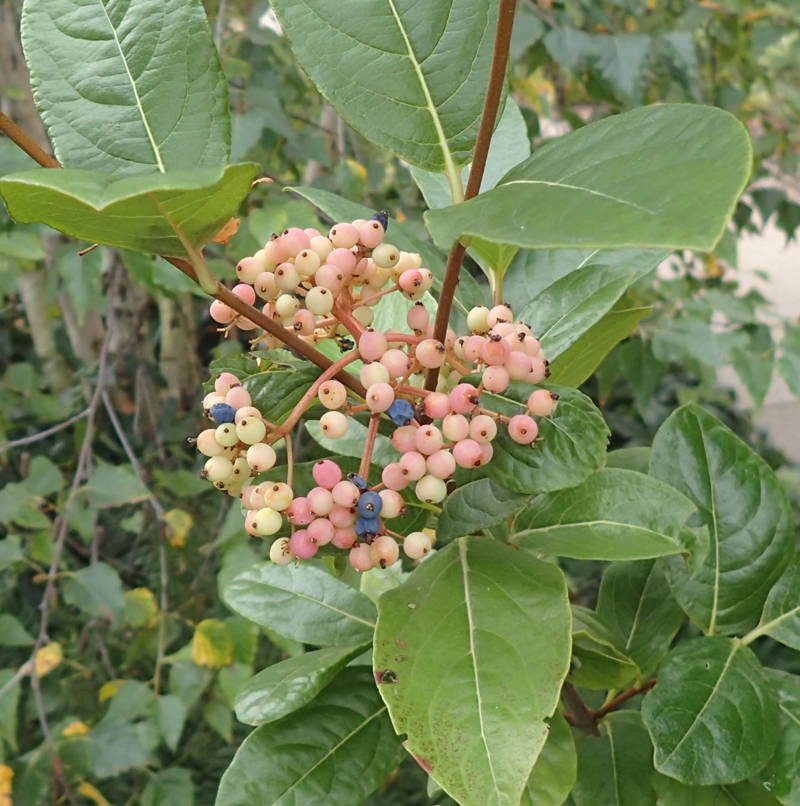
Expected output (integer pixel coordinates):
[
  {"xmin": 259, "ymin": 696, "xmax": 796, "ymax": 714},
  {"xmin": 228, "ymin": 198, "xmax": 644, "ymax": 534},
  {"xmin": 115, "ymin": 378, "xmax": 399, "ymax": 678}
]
[
  {"xmin": 487, "ymin": 303, "xmax": 513, "ymax": 328},
  {"xmin": 462, "ymin": 335, "xmax": 486, "ymax": 364},
  {"xmin": 469, "ymin": 414, "xmax": 497, "ymax": 444},
  {"xmin": 528, "ymin": 389, "xmax": 559, "ymax": 417},
  {"xmin": 361, "ymin": 362, "xmax": 390, "ymax": 388},
  {"xmin": 399, "ymin": 269, "xmax": 423, "ymax": 293},
  {"xmin": 366, "ymin": 382, "xmax": 395, "ymax": 412},
  {"xmin": 527, "ymin": 357, "xmax": 547, "ymax": 384},
  {"xmin": 313, "ymin": 264, "xmax": 344, "ymax": 293},
  {"xmin": 406, "ymin": 304, "xmax": 430, "ymax": 332},
  {"xmin": 415, "ymin": 339, "xmax": 447, "ymax": 369},
  {"xmin": 305, "ymin": 227, "xmax": 322, "ymax": 239},
  {"xmin": 523, "ymin": 336, "xmax": 542, "ymax": 357},
  {"xmin": 241, "ymin": 485, "xmax": 258, "ymax": 510},
  {"xmin": 286, "ymin": 497, "xmax": 314, "ymax": 526},
  {"xmin": 254, "ymin": 272, "xmax": 278, "ymax": 301},
  {"xmin": 226, "ymin": 386, "xmax": 252, "ymax": 410},
  {"xmin": 349, "ymin": 543, "xmax": 377, "ymax": 572},
  {"xmin": 332, "ymin": 526, "xmax": 358, "ymax": 549},
  {"xmin": 329, "ymin": 222, "xmax": 360, "ymax": 249},
  {"xmin": 373, "ymin": 535, "xmax": 400, "ymax": 568},
  {"xmin": 392, "ymin": 425, "xmax": 418, "ymax": 453},
  {"xmin": 378, "ymin": 490, "xmax": 405, "ymax": 519},
  {"xmin": 404, "ymin": 532, "xmax": 432, "ymax": 559},
  {"xmin": 482, "ymin": 365, "xmax": 510, "ymax": 394},
  {"xmin": 249, "ymin": 485, "xmax": 267, "ymax": 510},
  {"xmin": 319, "ymin": 380, "xmax": 347, "ymax": 410},
  {"xmin": 307, "ymin": 486, "xmax": 334, "ymax": 517},
  {"xmin": 453, "ymin": 439, "xmax": 484, "ymax": 468},
  {"xmin": 491, "ymin": 322, "xmax": 516, "ymax": 339},
  {"xmin": 380, "ymin": 349, "xmax": 410, "ymax": 378},
  {"xmin": 481, "ymin": 336, "xmax": 511, "ymax": 366},
  {"xmin": 424, "ymin": 392, "xmax": 451, "ymax": 420},
  {"xmin": 480, "ymin": 442, "xmax": 494, "ymax": 465},
  {"xmin": 308, "ymin": 518, "xmax": 335, "ymax": 546},
  {"xmin": 449, "ymin": 384, "xmax": 479, "ymax": 414},
  {"xmin": 236, "ymin": 256, "xmax": 266, "ymax": 284},
  {"xmin": 399, "ymin": 451, "xmax": 427, "ymax": 481},
  {"xmin": 312, "ymin": 459, "xmax": 343, "ymax": 490},
  {"xmin": 329, "ymin": 504, "xmax": 357, "ymax": 528},
  {"xmin": 245, "ymin": 510, "xmax": 259, "ymax": 536},
  {"xmin": 327, "ymin": 248, "xmax": 357, "ymax": 274},
  {"xmin": 232, "ymin": 283, "xmax": 257, "ymax": 306},
  {"xmin": 264, "ymin": 237, "xmax": 290, "ymax": 265},
  {"xmin": 210, "ymin": 300, "xmax": 235, "ymax": 324},
  {"xmin": 332, "ymin": 480, "xmax": 361, "ymax": 508},
  {"xmin": 280, "ymin": 227, "xmax": 311, "ymax": 256},
  {"xmin": 508, "ymin": 414, "xmax": 538, "ymax": 444},
  {"xmin": 214, "ymin": 372, "xmax": 240, "ymax": 396},
  {"xmin": 414, "ymin": 424, "xmax": 444, "ymax": 455},
  {"xmin": 359, "ymin": 220, "xmax": 385, "ymax": 248},
  {"xmin": 293, "ymin": 308, "xmax": 316, "ymax": 336},
  {"xmin": 382, "ymin": 463, "xmax": 409, "ymax": 491},
  {"xmin": 426, "ymin": 449, "xmax": 456, "ymax": 479},
  {"xmin": 442, "ymin": 413, "xmax": 470, "ymax": 442},
  {"xmin": 289, "ymin": 530, "xmax": 318, "ymax": 560},
  {"xmin": 418, "ymin": 269, "xmax": 434, "ymax": 292},
  {"xmin": 505, "ymin": 352, "xmax": 533, "ymax": 381},
  {"xmin": 353, "ymin": 257, "xmax": 377, "ymax": 281},
  {"xmin": 359, "ymin": 330, "xmax": 388, "ymax": 362}
]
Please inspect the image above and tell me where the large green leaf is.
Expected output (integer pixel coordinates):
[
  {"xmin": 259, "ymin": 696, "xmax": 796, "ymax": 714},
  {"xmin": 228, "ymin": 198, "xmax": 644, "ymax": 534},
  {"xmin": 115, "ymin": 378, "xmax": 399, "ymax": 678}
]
[
  {"xmin": 472, "ymin": 380, "xmax": 609, "ymax": 495},
  {"xmin": 0, "ymin": 164, "xmax": 259, "ymax": 258},
  {"xmin": 425, "ymin": 105, "xmax": 751, "ymax": 252},
  {"xmin": 512, "ymin": 469, "xmax": 706, "ymax": 564},
  {"xmin": 757, "ymin": 669, "xmax": 800, "ymax": 806},
  {"xmin": 572, "ymin": 712, "xmax": 656, "ymax": 806},
  {"xmin": 750, "ymin": 551, "xmax": 800, "ymax": 651},
  {"xmin": 234, "ymin": 644, "xmax": 367, "ymax": 725},
  {"xmin": 570, "ymin": 607, "xmax": 639, "ymax": 690},
  {"xmin": 641, "ymin": 637, "xmax": 779, "ymax": 785},
  {"xmin": 224, "ymin": 562, "xmax": 377, "ymax": 647},
  {"xmin": 521, "ymin": 712, "xmax": 577, "ymax": 806},
  {"xmin": 373, "ymin": 537, "xmax": 572, "ymax": 806},
  {"xmin": 22, "ymin": 0, "xmax": 229, "ymax": 176},
  {"xmin": 596, "ymin": 560, "xmax": 684, "ymax": 679},
  {"xmin": 62, "ymin": 562, "xmax": 126, "ymax": 623},
  {"xmin": 271, "ymin": 0, "xmax": 498, "ymax": 173},
  {"xmin": 243, "ymin": 366, "xmax": 322, "ymax": 423},
  {"xmin": 778, "ymin": 324, "xmax": 800, "ymax": 400},
  {"xmin": 650, "ymin": 403, "xmax": 794, "ymax": 635},
  {"xmin": 653, "ymin": 773, "xmax": 783, "ymax": 806},
  {"xmin": 216, "ymin": 667, "xmax": 404, "ymax": 806},
  {"xmin": 437, "ymin": 479, "xmax": 529, "ymax": 543}
]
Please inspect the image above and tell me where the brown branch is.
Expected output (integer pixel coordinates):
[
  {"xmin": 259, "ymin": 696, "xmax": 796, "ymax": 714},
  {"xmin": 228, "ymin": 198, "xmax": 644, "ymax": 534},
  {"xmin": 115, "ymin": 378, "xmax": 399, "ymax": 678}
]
[
  {"xmin": 359, "ymin": 412, "xmax": 381, "ymax": 481},
  {"xmin": 0, "ymin": 406, "xmax": 91, "ymax": 453},
  {"xmin": 0, "ymin": 110, "xmax": 60, "ymax": 169},
  {"xmin": 592, "ymin": 679, "xmax": 657, "ymax": 721},
  {"xmin": 561, "ymin": 682, "xmax": 600, "ymax": 735},
  {"xmin": 425, "ymin": 0, "xmax": 517, "ymax": 392}
]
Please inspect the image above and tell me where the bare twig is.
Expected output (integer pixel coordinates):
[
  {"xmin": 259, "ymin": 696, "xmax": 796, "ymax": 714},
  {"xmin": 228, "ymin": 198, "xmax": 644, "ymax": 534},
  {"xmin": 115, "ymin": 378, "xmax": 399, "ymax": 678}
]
[{"xmin": 0, "ymin": 407, "xmax": 91, "ymax": 453}]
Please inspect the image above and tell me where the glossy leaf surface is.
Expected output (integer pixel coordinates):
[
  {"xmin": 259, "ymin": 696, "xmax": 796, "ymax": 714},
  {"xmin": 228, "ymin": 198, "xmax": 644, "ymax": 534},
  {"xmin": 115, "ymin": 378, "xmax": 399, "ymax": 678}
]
[{"xmin": 437, "ymin": 479, "xmax": 529, "ymax": 543}]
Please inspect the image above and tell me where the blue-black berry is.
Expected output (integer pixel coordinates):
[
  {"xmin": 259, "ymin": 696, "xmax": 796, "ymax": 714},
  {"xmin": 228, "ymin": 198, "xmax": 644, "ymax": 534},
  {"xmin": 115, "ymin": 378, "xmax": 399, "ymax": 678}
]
[
  {"xmin": 357, "ymin": 490, "xmax": 383, "ymax": 517},
  {"xmin": 387, "ymin": 399, "xmax": 414, "ymax": 426},
  {"xmin": 209, "ymin": 402, "xmax": 236, "ymax": 424},
  {"xmin": 347, "ymin": 473, "xmax": 369, "ymax": 492},
  {"xmin": 370, "ymin": 210, "xmax": 389, "ymax": 232},
  {"xmin": 355, "ymin": 515, "xmax": 381, "ymax": 538}
]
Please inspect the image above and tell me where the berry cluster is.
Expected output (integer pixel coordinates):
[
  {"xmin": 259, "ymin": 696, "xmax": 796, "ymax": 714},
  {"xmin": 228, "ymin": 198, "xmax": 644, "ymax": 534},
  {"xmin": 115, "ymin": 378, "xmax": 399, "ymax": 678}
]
[{"xmin": 194, "ymin": 213, "xmax": 559, "ymax": 571}]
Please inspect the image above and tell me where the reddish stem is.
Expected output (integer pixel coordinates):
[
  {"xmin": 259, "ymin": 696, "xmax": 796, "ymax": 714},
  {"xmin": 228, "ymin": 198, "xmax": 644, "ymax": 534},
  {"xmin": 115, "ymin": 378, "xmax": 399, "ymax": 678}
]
[
  {"xmin": 359, "ymin": 412, "xmax": 382, "ymax": 481},
  {"xmin": 593, "ymin": 679, "xmax": 657, "ymax": 721}
]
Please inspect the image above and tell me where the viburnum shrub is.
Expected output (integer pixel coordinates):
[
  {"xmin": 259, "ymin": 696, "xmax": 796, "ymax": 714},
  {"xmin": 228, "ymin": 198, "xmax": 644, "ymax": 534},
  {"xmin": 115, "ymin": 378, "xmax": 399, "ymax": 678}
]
[{"xmin": 2, "ymin": 0, "xmax": 799, "ymax": 805}]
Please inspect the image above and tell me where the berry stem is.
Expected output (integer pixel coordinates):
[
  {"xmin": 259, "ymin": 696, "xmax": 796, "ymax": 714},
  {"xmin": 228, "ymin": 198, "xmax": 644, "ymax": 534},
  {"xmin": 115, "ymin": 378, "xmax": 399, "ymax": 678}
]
[
  {"xmin": 285, "ymin": 429, "xmax": 295, "ymax": 490},
  {"xmin": 351, "ymin": 284, "xmax": 402, "ymax": 309},
  {"xmin": 0, "ymin": 110, "xmax": 60, "ymax": 169},
  {"xmin": 424, "ymin": 0, "xmax": 517, "ymax": 392},
  {"xmin": 331, "ymin": 299, "xmax": 366, "ymax": 340},
  {"xmin": 359, "ymin": 412, "xmax": 382, "ymax": 481}
]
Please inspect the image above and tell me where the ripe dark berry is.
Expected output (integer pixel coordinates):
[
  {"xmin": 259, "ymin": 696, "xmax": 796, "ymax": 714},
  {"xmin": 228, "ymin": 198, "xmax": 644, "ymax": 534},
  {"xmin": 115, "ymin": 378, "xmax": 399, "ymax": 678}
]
[
  {"xmin": 209, "ymin": 403, "xmax": 236, "ymax": 425},
  {"xmin": 355, "ymin": 515, "xmax": 381, "ymax": 538},
  {"xmin": 347, "ymin": 473, "xmax": 369, "ymax": 492},
  {"xmin": 387, "ymin": 399, "xmax": 415, "ymax": 426},
  {"xmin": 370, "ymin": 210, "xmax": 389, "ymax": 231},
  {"xmin": 357, "ymin": 490, "xmax": 383, "ymax": 518}
]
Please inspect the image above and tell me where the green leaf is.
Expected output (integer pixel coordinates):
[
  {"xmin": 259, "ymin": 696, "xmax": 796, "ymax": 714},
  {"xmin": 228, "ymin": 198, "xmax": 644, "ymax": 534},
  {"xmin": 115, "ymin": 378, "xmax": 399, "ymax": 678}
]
[
  {"xmin": 306, "ymin": 419, "xmax": 396, "ymax": 466},
  {"xmin": 63, "ymin": 562, "xmax": 126, "ymax": 623},
  {"xmin": 472, "ymin": 380, "xmax": 609, "ymax": 495},
  {"xmin": 87, "ymin": 717, "xmax": 154, "ymax": 778},
  {"xmin": 641, "ymin": 637, "xmax": 779, "ymax": 785},
  {"xmin": 597, "ymin": 560, "xmax": 684, "ymax": 680},
  {"xmin": 150, "ymin": 695, "xmax": 187, "ymax": 753},
  {"xmin": 778, "ymin": 324, "xmax": 800, "ymax": 399},
  {"xmin": 512, "ymin": 469, "xmax": 706, "ymax": 564},
  {"xmin": 757, "ymin": 669, "xmax": 800, "ymax": 805},
  {"xmin": 234, "ymin": 643, "xmax": 367, "ymax": 725},
  {"xmin": 570, "ymin": 607, "xmax": 639, "ymax": 690},
  {"xmin": 243, "ymin": 366, "xmax": 322, "ymax": 423},
  {"xmin": 216, "ymin": 666, "xmax": 404, "ymax": 806},
  {"xmin": 224, "ymin": 562, "xmax": 377, "ymax": 646},
  {"xmin": 650, "ymin": 403, "xmax": 794, "ymax": 635},
  {"xmin": 142, "ymin": 767, "xmax": 194, "ymax": 806},
  {"xmin": 203, "ymin": 698, "xmax": 233, "ymax": 742},
  {"xmin": 548, "ymin": 306, "xmax": 652, "ymax": 388},
  {"xmin": 0, "ymin": 163, "xmax": 259, "ymax": 258},
  {"xmin": 83, "ymin": 465, "xmax": 149, "ymax": 508},
  {"xmin": 605, "ymin": 447, "xmax": 651, "ymax": 474},
  {"xmin": 437, "ymin": 479, "xmax": 529, "ymax": 543},
  {"xmin": 653, "ymin": 773, "xmax": 782, "ymax": 806},
  {"xmin": 271, "ymin": 0, "xmax": 498, "ymax": 172},
  {"xmin": 373, "ymin": 537, "xmax": 572, "ymax": 806},
  {"xmin": 425, "ymin": 105, "xmax": 751, "ymax": 252},
  {"xmin": 521, "ymin": 712, "xmax": 577, "ymax": 806},
  {"xmin": 0, "ymin": 615, "xmax": 35, "ymax": 647},
  {"xmin": 751, "ymin": 551, "xmax": 800, "ymax": 650},
  {"xmin": 731, "ymin": 325, "xmax": 775, "ymax": 413},
  {"xmin": 572, "ymin": 712, "xmax": 656, "ymax": 806},
  {"xmin": 22, "ymin": 0, "xmax": 229, "ymax": 175}
]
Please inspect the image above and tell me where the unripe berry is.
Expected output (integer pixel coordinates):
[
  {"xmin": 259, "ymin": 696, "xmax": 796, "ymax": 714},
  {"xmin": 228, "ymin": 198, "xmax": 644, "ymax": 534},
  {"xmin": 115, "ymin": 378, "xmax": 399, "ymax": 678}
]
[
  {"xmin": 414, "ymin": 424, "xmax": 444, "ymax": 455},
  {"xmin": 372, "ymin": 243, "xmax": 400, "ymax": 269},
  {"xmin": 352, "ymin": 257, "xmax": 377, "ymax": 282},
  {"xmin": 319, "ymin": 380, "xmax": 347, "ymax": 410},
  {"xmin": 332, "ymin": 526, "xmax": 358, "ymax": 549},
  {"xmin": 399, "ymin": 451, "xmax": 427, "ymax": 481},
  {"xmin": 378, "ymin": 490, "xmax": 405, "ymax": 519},
  {"xmin": 280, "ymin": 227, "xmax": 311, "ymax": 256},
  {"xmin": 366, "ymin": 382, "xmax": 395, "ymax": 412},
  {"xmin": 528, "ymin": 389, "xmax": 559, "ymax": 417},
  {"xmin": 359, "ymin": 219, "xmax": 385, "ymax": 248},
  {"xmin": 462, "ymin": 335, "xmax": 486, "ymax": 364},
  {"xmin": 424, "ymin": 392, "xmax": 451, "ymax": 420},
  {"xmin": 523, "ymin": 336, "xmax": 542, "ymax": 356},
  {"xmin": 249, "ymin": 485, "xmax": 268, "ymax": 510},
  {"xmin": 232, "ymin": 283, "xmax": 257, "ymax": 306},
  {"xmin": 295, "ymin": 248, "xmax": 321, "ymax": 277},
  {"xmin": 368, "ymin": 269, "xmax": 390, "ymax": 289},
  {"xmin": 418, "ymin": 269, "xmax": 434, "ymax": 291},
  {"xmin": 361, "ymin": 361, "xmax": 391, "ymax": 388},
  {"xmin": 286, "ymin": 497, "xmax": 314, "ymax": 526},
  {"xmin": 527, "ymin": 357, "xmax": 547, "ymax": 384},
  {"xmin": 352, "ymin": 305, "xmax": 374, "ymax": 327},
  {"xmin": 245, "ymin": 510, "xmax": 259, "ymax": 536},
  {"xmin": 381, "ymin": 349, "xmax": 410, "ymax": 378},
  {"xmin": 482, "ymin": 365, "xmax": 510, "ymax": 394},
  {"xmin": 237, "ymin": 256, "xmax": 267, "ymax": 284},
  {"xmin": 329, "ymin": 504, "xmax": 357, "ymax": 528},
  {"xmin": 332, "ymin": 480, "xmax": 360, "ymax": 508},
  {"xmin": 275, "ymin": 263, "xmax": 301, "ymax": 291},
  {"xmin": 210, "ymin": 300, "xmax": 235, "ymax": 324},
  {"xmin": 467, "ymin": 305, "xmax": 490, "ymax": 334},
  {"xmin": 482, "ymin": 336, "xmax": 511, "ymax": 366},
  {"xmin": 505, "ymin": 351, "xmax": 533, "ymax": 381},
  {"xmin": 359, "ymin": 330, "xmax": 388, "ymax": 362},
  {"xmin": 508, "ymin": 414, "xmax": 538, "ymax": 444},
  {"xmin": 373, "ymin": 535, "xmax": 400, "ymax": 568},
  {"xmin": 487, "ymin": 303, "xmax": 513, "ymax": 327},
  {"xmin": 253, "ymin": 507, "xmax": 282, "ymax": 536},
  {"xmin": 197, "ymin": 429, "xmax": 224, "ymax": 457},
  {"xmin": 357, "ymin": 490, "xmax": 383, "ymax": 517},
  {"xmin": 231, "ymin": 406, "xmax": 258, "ymax": 425},
  {"xmin": 246, "ymin": 442, "xmax": 277, "ymax": 473},
  {"xmin": 327, "ymin": 248, "xmax": 357, "ymax": 274},
  {"xmin": 306, "ymin": 486, "xmax": 334, "ymax": 517},
  {"xmin": 215, "ymin": 423, "xmax": 239, "ymax": 447},
  {"xmin": 204, "ymin": 456, "xmax": 234, "ymax": 483},
  {"xmin": 415, "ymin": 474, "xmax": 447, "ymax": 504},
  {"xmin": 394, "ymin": 251, "xmax": 416, "ymax": 273},
  {"xmin": 404, "ymin": 531, "xmax": 432, "ymax": 559},
  {"xmin": 293, "ymin": 308, "xmax": 316, "ymax": 336},
  {"xmin": 442, "ymin": 413, "xmax": 470, "ymax": 442},
  {"xmin": 453, "ymin": 439, "xmax": 484, "ymax": 468},
  {"xmin": 480, "ymin": 442, "xmax": 494, "ymax": 465},
  {"xmin": 491, "ymin": 322, "xmax": 516, "ymax": 339},
  {"xmin": 312, "ymin": 459, "xmax": 343, "ymax": 490},
  {"xmin": 231, "ymin": 456, "xmax": 251, "ymax": 481},
  {"xmin": 349, "ymin": 543, "xmax": 377, "ymax": 572},
  {"xmin": 329, "ymin": 222, "xmax": 360, "ymax": 249},
  {"xmin": 449, "ymin": 383, "xmax": 479, "ymax": 414},
  {"xmin": 315, "ymin": 264, "xmax": 345, "ymax": 293},
  {"xmin": 234, "ymin": 316, "xmax": 258, "ymax": 332},
  {"xmin": 264, "ymin": 236, "xmax": 290, "ymax": 265},
  {"xmin": 263, "ymin": 483, "xmax": 293, "ymax": 511},
  {"xmin": 469, "ymin": 414, "xmax": 497, "ymax": 444},
  {"xmin": 320, "ymin": 410, "xmax": 348, "ymax": 438},
  {"xmin": 415, "ymin": 339, "xmax": 447, "ymax": 369},
  {"xmin": 308, "ymin": 517, "xmax": 335, "ymax": 546},
  {"xmin": 406, "ymin": 303, "xmax": 430, "ymax": 332},
  {"xmin": 226, "ymin": 386, "xmax": 252, "ymax": 410},
  {"xmin": 241, "ymin": 485, "xmax": 258, "ymax": 510},
  {"xmin": 236, "ymin": 417, "xmax": 267, "ymax": 445},
  {"xmin": 270, "ymin": 537, "xmax": 295, "ymax": 566},
  {"xmin": 391, "ymin": 425, "xmax": 418, "ymax": 453},
  {"xmin": 382, "ymin": 462, "xmax": 409, "ymax": 491},
  {"xmin": 254, "ymin": 271, "xmax": 279, "ymax": 301},
  {"xmin": 305, "ymin": 286, "xmax": 334, "ymax": 315},
  {"xmin": 290, "ymin": 530, "xmax": 318, "ymax": 559},
  {"xmin": 426, "ymin": 449, "xmax": 456, "ymax": 479}
]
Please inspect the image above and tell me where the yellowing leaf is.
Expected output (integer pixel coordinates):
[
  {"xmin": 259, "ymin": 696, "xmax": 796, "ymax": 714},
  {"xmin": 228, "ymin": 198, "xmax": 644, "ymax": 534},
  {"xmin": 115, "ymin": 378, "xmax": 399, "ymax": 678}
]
[
  {"xmin": 192, "ymin": 619, "xmax": 233, "ymax": 669},
  {"xmin": 124, "ymin": 588, "xmax": 158, "ymax": 627},
  {"xmin": 164, "ymin": 509, "xmax": 193, "ymax": 548},
  {"xmin": 78, "ymin": 781, "xmax": 111, "ymax": 806},
  {"xmin": 212, "ymin": 216, "xmax": 241, "ymax": 244},
  {"xmin": 62, "ymin": 720, "xmax": 90, "ymax": 737},
  {"xmin": 0, "ymin": 765, "xmax": 12, "ymax": 806},
  {"xmin": 34, "ymin": 642, "xmax": 63, "ymax": 677},
  {"xmin": 98, "ymin": 680, "xmax": 124, "ymax": 702}
]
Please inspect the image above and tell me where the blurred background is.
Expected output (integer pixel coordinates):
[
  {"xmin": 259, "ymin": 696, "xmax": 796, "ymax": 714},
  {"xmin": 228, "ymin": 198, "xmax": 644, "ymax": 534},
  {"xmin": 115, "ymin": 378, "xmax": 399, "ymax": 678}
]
[{"xmin": 1, "ymin": 1, "xmax": 799, "ymax": 803}]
